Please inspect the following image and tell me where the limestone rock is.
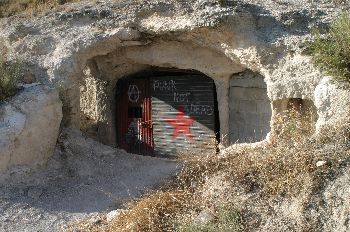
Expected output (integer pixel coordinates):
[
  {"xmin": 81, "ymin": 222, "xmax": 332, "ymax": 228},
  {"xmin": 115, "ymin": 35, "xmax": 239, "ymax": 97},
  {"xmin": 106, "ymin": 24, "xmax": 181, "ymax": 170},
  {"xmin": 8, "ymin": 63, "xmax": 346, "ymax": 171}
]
[
  {"xmin": 88, "ymin": 216, "xmax": 102, "ymax": 225},
  {"xmin": 314, "ymin": 77, "xmax": 350, "ymax": 131},
  {"xmin": 316, "ymin": 160, "xmax": 327, "ymax": 167},
  {"xmin": 323, "ymin": 167, "xmax": 350, "ymax": 232},
  {"xmin": 195, "ymin": 208, "xmax": 215, "ymax": 225},
  {"xmin": 0, "ymin": 85, "xmax": 62, "ymax": 173},
  {"xmin": 0, "ymin": 0, "xmax": 348, "ymax": 146},
  {"xmin": 106, "ymin": 209, "xmax": 124, "ymax": 222}
]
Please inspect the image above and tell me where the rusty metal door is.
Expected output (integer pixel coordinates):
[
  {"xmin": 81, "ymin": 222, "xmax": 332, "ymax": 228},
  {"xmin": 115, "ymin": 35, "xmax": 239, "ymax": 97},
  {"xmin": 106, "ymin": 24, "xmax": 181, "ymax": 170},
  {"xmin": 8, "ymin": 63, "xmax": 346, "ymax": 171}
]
[{"xmin": 116, "ymin": 78, "xmax": 154, "ymax": 155}]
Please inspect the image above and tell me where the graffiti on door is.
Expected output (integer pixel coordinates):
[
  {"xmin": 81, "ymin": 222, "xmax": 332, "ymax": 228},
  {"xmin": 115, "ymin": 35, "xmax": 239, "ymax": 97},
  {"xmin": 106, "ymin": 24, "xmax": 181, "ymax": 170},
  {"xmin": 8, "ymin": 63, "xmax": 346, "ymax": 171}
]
[
  {"xmin": 128, "ymin": 85, "xmax": 140, "ymax": 103},
  {"xmin": 163, "ymin": 105, "xmax": 194, "ymax": 142},
  {"xmin": 151, "ymin": 75, "xmax": 217, "ymax": 156}
]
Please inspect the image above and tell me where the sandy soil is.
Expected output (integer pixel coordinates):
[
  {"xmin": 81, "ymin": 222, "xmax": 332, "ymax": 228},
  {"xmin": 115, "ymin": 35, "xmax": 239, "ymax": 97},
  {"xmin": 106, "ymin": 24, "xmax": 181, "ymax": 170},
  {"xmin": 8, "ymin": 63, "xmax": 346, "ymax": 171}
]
[{"xmin": 0, "ymin": 129, "xmax": 180, "ymax": 232}]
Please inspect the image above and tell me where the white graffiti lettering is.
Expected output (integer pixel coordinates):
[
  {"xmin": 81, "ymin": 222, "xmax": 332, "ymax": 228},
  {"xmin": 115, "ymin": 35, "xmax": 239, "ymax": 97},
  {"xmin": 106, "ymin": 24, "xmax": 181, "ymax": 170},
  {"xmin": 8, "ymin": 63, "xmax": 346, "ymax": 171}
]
[
  {"xmin": 174, "ymin": 92, "xmax": 191, "ymax": 103},
  {"xmin": 188, "ymin": 104, "xmax": 214, "ymax": 116},
  {"xmin": 153, "ymin": 80, "xmax": 176, "ymax": 92}
]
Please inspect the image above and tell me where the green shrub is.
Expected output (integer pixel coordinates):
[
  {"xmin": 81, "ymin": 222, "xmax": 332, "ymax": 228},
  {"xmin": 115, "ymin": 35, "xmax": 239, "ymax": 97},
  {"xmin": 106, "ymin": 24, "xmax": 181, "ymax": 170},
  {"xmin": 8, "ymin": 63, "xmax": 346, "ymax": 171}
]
[
  {"xmin": 178, "ymin": 205, "xmax": 244, "ymax": 232},
  {"xmin": 309, "ymin": 12, "xmax": 350, "ymax": 83},
  {"xmin": 0, "ymin": 61, "xmax": 23, "ymax": 101}
]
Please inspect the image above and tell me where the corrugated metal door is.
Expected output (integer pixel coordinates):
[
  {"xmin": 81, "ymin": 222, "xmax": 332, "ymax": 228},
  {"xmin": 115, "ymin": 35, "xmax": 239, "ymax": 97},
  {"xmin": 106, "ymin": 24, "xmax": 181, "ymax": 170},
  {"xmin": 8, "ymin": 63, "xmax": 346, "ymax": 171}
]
[
  {"xmin": 116, "ymin": 78, "xmax": 154, "ymax": 155},
  {"xmin": 151, "ymin": 75, "xmax": 217, "ymax": 156}
]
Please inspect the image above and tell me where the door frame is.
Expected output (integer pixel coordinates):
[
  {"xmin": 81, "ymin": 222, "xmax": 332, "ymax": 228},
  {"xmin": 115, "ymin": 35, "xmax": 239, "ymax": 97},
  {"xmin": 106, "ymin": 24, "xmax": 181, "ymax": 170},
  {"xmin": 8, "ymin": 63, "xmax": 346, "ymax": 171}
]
[{"xmin": 116, "ymin": 77, "xmax": 154, "ymax": 155}]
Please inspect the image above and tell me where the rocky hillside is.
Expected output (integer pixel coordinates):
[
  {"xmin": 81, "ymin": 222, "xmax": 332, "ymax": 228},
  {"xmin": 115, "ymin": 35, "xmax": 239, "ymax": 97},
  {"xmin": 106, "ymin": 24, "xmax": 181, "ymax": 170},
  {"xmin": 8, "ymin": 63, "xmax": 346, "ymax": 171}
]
[
  {"xmin": 70, "ymin": 119, "xmax": 350, "ymax": 232},
  {"xmin": 0, "ymin": 1, "xmax": 350, "ymax": 231}
]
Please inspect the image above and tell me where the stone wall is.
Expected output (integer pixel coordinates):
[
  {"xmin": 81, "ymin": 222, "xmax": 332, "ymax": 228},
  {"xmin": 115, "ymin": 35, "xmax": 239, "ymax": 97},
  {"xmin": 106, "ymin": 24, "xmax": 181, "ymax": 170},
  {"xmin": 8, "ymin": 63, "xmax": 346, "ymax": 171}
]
[
  {"xmin": 80, "ymin": 67, "xmax": 98, "ymax": 122},
  {"xmin": 229, "ymin": 71, "xmax": 271, "ymax": 143}
]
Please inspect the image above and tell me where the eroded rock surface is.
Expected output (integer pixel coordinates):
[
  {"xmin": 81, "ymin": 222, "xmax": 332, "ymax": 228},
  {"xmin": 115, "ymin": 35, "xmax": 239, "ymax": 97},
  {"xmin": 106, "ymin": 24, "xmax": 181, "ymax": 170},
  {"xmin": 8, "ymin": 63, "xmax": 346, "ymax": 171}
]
[
  {"xmin": 0, "ymin": 85, "xmax": 62, "ymax": 174},
  {"xmin": 0, "ymin": 128, "xmax": 180, "ymax": 232},
  {"xmin": 0, "ymin": 0, "xmax": 349, "ymax": 144},
  {"xmin": 0, "ymin": 1, "xmax": 350, "ymax": 231}
]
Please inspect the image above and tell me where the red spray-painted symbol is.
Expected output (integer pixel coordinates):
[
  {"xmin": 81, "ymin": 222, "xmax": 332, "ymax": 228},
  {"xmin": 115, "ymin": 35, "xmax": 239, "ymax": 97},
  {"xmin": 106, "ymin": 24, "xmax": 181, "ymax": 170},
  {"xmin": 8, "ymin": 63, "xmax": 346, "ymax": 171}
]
[{"xmin": 164, "ymin": 106, "xmax": 194, "ymax": 142}]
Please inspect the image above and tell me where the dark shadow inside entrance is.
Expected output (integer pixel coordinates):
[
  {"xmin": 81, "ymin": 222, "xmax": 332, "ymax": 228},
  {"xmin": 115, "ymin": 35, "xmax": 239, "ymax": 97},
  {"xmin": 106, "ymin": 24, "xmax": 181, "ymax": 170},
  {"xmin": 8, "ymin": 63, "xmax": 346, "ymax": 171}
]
[{"xmin": 115, "ymin": 69, "xmax": 220, "ymax": 157}]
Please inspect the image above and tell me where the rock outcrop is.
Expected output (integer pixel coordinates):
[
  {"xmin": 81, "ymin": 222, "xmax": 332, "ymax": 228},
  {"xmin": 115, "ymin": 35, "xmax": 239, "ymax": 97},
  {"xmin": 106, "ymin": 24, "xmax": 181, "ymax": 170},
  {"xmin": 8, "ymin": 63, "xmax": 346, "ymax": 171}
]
[
  {"xmin": 0, "ymin": 85, "xmax": 62, "ymax": 173},
  {"xmin": 0, "ymin": 1, "xmax": 350, "ymax": 231},
  {"xmin": 0, "ymin": 0, "xmax": 349, "ymax": 147}
]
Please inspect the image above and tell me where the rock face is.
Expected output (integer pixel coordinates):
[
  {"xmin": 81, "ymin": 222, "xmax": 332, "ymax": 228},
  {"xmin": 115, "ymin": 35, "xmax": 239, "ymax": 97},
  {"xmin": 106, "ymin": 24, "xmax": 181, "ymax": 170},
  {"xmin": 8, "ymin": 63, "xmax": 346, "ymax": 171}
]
[
  {"xmin": 0, "ymin": 0, "xmax": 349, "ymax": 146},
  {"xmin": 322, "ymin": 167, "xmax": 350, "ymax": 232},
  {"xmin": 0, "ymin": 85, "xmax": 62, "ymax": 173}
]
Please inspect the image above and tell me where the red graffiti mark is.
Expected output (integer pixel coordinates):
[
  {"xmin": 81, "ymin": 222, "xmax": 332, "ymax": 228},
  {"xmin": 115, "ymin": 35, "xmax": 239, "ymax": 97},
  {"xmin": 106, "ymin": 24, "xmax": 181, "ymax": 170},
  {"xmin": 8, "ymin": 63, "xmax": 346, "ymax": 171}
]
[{"xmin": 164, "ymin": 106, "xmax": 194, "ymax": 142}]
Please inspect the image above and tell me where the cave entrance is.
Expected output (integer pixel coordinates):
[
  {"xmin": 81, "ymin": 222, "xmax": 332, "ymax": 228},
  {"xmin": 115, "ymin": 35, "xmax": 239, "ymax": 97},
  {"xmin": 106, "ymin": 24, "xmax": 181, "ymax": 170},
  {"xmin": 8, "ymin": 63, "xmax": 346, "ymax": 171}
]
[{"xmin": 116, "ymin": 71, "xmax": 219, "ymax": 157}]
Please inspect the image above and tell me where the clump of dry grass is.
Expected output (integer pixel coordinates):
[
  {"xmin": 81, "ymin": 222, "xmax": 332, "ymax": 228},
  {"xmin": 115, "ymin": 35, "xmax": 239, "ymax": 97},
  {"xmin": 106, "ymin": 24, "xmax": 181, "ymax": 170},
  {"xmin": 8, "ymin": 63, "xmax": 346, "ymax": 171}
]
[
  {"xmin": 215, "ymin": 111, "xmax": 349, "ymax": 197},
  {"xmin": 71, "ymin": 190, "xmax": 197, "ymax": 232},
  {"xmin": 272, "ymin": 108, "xmax": 316, "ymax": 145},
  {"xmin": 177, "ymin": 204, "xmax": 244, "ymax": 232},
  {"xmin": 108, "ymin": 191, "xmax": 193, "ymax": 232},
  {"xmin": 0, "ymin": 0, "xmax": 82, "ymax": 18}
]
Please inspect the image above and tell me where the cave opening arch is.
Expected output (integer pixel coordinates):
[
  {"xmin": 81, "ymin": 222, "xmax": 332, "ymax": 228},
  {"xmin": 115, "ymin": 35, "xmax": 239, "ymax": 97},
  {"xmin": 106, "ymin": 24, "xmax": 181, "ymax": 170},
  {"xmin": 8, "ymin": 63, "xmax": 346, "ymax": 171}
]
[{"xmin": 113, "ymin": 68, "xmax": 221, "ymax": 156}]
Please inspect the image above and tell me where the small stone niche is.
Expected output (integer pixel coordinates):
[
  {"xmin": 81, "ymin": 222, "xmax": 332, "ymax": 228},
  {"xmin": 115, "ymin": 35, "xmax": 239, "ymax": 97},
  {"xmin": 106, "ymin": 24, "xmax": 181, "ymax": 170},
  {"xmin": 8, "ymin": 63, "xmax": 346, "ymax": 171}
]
[
  {"xmin": 273, "ymin": 98, "xmax": 318, "ymax": 119},
  {"xmin": 272, "ymin": 97, "xmax": 318, "ymax": 137}
]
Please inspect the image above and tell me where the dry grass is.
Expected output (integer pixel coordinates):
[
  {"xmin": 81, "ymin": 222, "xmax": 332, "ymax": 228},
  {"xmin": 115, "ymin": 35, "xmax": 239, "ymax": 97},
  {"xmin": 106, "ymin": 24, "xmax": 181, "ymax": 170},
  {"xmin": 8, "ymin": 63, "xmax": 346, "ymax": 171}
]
[
  {"xmin": 177, "ymin": 204, "xmax": 244, "ymax": 232},
  {"xmin": 208, "ymin": 111, "xmax": 349, "ymax": 197},
  {"xmin": 71, "ymin": 110, "xmax": 350, "ymax": 232},
  {"xmin": 0, "ymin": 0, "xmax": 82, "ymax": 18},
  {"xmin": 107, "ymin": 191, "xmax": 193, "ymax": 232},
  {"xmin": 71, "ymin": 190, "xmax": 196, "ymax": 232}
]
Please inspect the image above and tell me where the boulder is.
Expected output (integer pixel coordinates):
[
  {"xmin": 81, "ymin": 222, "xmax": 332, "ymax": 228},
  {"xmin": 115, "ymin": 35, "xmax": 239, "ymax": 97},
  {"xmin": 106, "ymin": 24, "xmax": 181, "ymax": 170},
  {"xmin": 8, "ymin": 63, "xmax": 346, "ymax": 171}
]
[{"xmin": 0, "ymin": 85, "xmax": 62, "ymax": 173}]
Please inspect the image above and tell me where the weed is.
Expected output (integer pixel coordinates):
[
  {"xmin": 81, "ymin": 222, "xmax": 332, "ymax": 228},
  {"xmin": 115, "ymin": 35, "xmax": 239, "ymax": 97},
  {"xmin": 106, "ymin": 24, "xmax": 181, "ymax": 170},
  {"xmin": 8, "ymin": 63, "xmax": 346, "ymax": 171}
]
[
  {"xmin": 309, "ymin": 12, "xmax": 350, "ymax": 83},
  {"xmin": 272, "ymin": 108, "xmax": 316, "ymax": 145},
  {"xmin": 0, "ymin": 61, "xmax": 23, "ymax": 101},
  {"xmin": 178, "ymin": 204, "xmax": 244, "ymax": 232},
  {"xmin": 0, "ymin": 0, "xmax": 80, "ymax": 18}
]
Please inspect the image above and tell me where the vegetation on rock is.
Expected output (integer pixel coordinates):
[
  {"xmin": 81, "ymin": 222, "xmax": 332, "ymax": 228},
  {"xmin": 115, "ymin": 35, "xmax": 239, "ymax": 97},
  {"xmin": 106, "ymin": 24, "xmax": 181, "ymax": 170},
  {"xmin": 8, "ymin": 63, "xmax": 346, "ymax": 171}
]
[
  {"xmin": 310, "ymin": 12, "xmax": 350, "ymax": 83},
  {"xmin": 0, "ymin": 61, "xmax": 23, "ymax": 101},
  {"xmin": 0, "ymin": 0, "xmax": 78, "ymax": 17}
]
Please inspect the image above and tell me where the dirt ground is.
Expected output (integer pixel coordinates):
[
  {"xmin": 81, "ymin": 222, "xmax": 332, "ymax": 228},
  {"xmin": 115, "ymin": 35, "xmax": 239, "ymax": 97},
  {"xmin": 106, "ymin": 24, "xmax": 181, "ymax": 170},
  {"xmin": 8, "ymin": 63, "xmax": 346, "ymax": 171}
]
[{"xmin": 0, "ymin": 129, "xmax": 180, "ymax": 232}]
